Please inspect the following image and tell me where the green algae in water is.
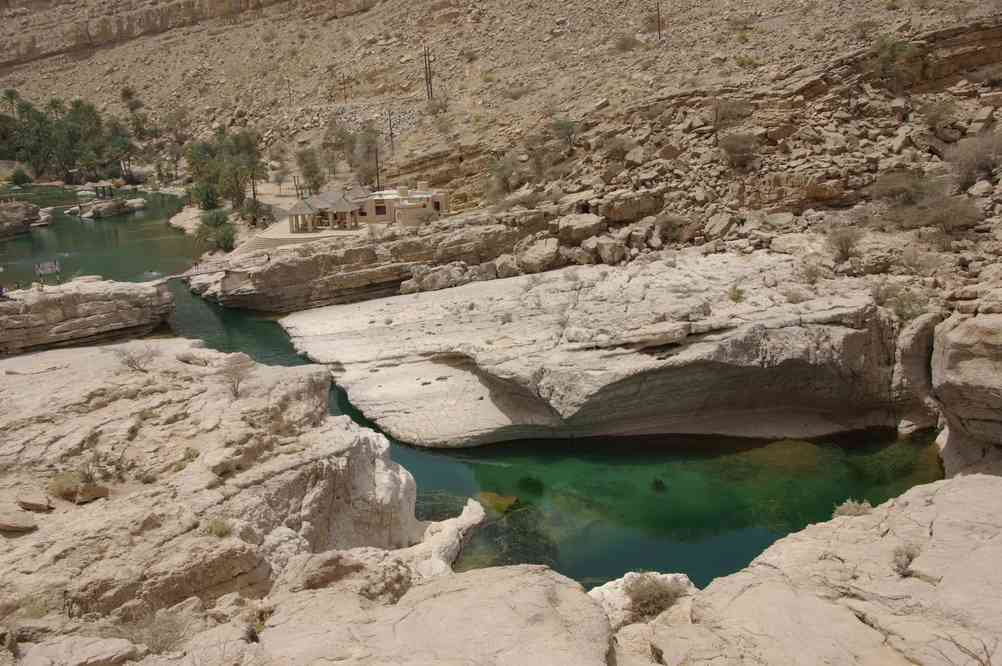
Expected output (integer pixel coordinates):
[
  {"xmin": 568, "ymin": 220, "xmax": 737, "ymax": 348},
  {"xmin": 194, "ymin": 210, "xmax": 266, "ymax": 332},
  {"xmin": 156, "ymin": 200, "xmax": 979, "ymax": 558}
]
[
  {"xmin": 0, "ymin": 188, "xmax": 946, "ymax": 588},
  {"xmin": 400, "ymin": 431, "xmax": 943, "ymax": 588}
]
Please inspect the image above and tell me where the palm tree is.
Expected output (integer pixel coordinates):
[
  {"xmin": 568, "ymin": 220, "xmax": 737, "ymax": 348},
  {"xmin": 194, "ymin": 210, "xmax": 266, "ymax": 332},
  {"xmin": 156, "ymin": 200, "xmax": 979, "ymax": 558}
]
[
  {"xmin": 45, "ymin": 98, "xmax": 66, "ymax": 117},
  {"xmin": 2, "ymin": 88, "xmax": 19, "ymax": 116}
]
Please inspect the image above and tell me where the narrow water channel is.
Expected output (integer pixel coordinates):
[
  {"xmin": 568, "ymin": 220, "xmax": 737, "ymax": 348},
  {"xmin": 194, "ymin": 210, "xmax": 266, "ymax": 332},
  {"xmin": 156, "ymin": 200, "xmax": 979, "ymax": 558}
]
[{"xmin": 0, "ymin": 186, "xmax": 944, "ymax": 588}]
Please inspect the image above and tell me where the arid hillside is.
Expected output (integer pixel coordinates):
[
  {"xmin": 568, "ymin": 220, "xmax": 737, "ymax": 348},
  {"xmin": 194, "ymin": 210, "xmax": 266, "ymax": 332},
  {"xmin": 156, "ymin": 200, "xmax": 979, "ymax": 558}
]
[{"xmin": 2, "ymin": 0, "xmax": 999, "ymax": 197}]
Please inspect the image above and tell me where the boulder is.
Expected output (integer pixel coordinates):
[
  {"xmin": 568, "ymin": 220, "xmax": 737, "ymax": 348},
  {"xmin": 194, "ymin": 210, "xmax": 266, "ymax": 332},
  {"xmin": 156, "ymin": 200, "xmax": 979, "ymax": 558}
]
[
  {"xmin": 0, "ymin": 507, "xmax": 37, "ymax": 533},
  {"xmin": 594, "ymin": 236, "xmax": 627, "ymax": 264},
  {"xmin": 89, "ymin": 199, "xmax": 129, "ymax": 218},
  {"xmin": 516, "ymin": 237, "xmax": 562, "ymax": 273},
  {"xmin": 556, "ymin": 213, "xmax": 606, "ymax": 245},
  {"xmin": 0, "ymin": 201, "xmax": 39, "ymax": 239}
]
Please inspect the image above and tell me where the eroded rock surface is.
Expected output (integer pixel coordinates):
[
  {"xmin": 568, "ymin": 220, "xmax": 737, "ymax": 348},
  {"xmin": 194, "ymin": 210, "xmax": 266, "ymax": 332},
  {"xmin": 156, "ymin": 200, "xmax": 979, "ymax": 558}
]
[
  {"xmin": 0, "ymin": 277, "xmax": 174, "ymax": 356},
  {"xmin": 0, "ymin": 339, "xmax": 481, "ymax": 654},
  {"xmin": 613, "ymin": 474, "xmax": 1002, "ymax": 666},
  {"xmin": 933, "ymin": 313, "xmax": 1002, "ymax": 475},
  {"xmin": 282, "ymin": 250, "xmax": 910, "ymax": 447}
]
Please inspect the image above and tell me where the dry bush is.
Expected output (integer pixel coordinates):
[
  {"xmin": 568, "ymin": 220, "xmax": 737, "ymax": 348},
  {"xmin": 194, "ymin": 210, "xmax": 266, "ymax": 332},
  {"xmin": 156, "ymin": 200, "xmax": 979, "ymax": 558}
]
[
  {"xmin": 719, "ymin": 133, "xmax": 758, "ymax": 170},
  {"xmin": 825, "ymin": 225, "xmax": 864, "ymax": 263},
  {"xmin": 948, "ymin": 133, "xmax": 1002, "ymax": 190},
  {"xmin": 614, "ymin": 33, "xmax": 644, "ymax": 52},
  {"xmin": 114, "ymin": 612, "xmax": 189, "ymax": 654},
  {"xmin": 624, "ymin": 573, "xmax": 687, "ymax": 622},
  {"xmin": 871, "ymin": 171, "xmax": 934, "ymax": 205},
  {"xmin": 216, "ymin": 354, "xmax": 256, "ymax": 399},
  {"xmin": 712, "ymin": 98, "xmax": 753, "ymax": 132},
  {"xmin": 503, "ymin": 84, "xmax": 532, "ymax": 101},
  {"xmin": 111, "ymin": 345, "xmax": 161, "ymax": 373},
  {"xmin": 727, "ymin": 283, "xmax": 746, "ymax": 303},
  {"xmin": 735, "ymin": 54, "xmax": 760, "ymax": 69},
  {"xmin": 426, "ymin": 97, "xmax": 448, "ymax": 116},
  {"xmin": 868, "ymin": 34, "xmax": 922, "ymax": 92},
  {"xmin": 900, "ymin": 246, "xmax": 936, "ymax": 276},
  {"xmin": 781, "ymin": 286, "xmax": 812, "ymax": 304},
  {"xmin": 871, "ymin": 280, "xmax": 926, "ymax": 321},
  {"xmin": 48, "ymin": 471, "xmax": 85, "ymax": 501},
  {"xmin": 919, "ymin": 98, "xmax": 957, "ymax": 130},
  {"xmin": 833, "ymin": 498, "xmax": 873, "ymax": 517},
  {"xmin": 798, "ymin": 259, "xmax": 824, "ymax": 285},
  {"xmin": 852, "ymin": 19, "xmax": 879, "ymax": 41},
  {"xmin": 897, "ymin": 194, "xmax": 982, "ymax": 234},
  {"xmin": 204, "ymin": 517, "xmax": 232, "ymax": 538},
  {"xmin": 892, "ymin": 543, "xmax": 920, "ymax": 577}
]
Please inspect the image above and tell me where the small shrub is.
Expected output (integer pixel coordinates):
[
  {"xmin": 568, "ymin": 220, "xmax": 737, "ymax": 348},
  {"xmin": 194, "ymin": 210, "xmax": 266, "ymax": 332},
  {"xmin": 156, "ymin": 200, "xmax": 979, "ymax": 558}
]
[
  {"xmin": 623, "ymin": 573, "xmax": 686, "ymax": 622},
  {"xmin": 110, "ymin": 345, "xmax": 161, "ymax": 373},
  {"xmin": 948, "ymin": 133, "xmax": 1002, "ymax": 190},
  {"xmin": 719, "ymin": 133, "xmax": 758, "ymax": 169},
  {"xmin": 114, "ymin": 612, "xmax": 188, "ymax": 654},
  {"xmin": 712, "ymin": 98, "xmax": 753, "ymax": 132},
  {"xmin": 833, "ymin": 498, "xmax": 873, "ymax": 517},
  {"xmin": 868, "ymin": 35, "xmax": 922, "ymax": 92},
  {"xmin": 47, "ymin": 471, "xmax": 84, "ymax": 501},
  {"xmin": 871, "ymin": 280, "xmax": 926, "ymax": 321},
  {"xmin": 17, "ymin": 597, "xmax": 49, "ymax": 619},
  {"xmin": 781, "ymin": 286, "xmax": 811, "ymax": 304},
  {"xmin": 204, "ymin": 517, "xmax": 232, "ymax": 538},
  {"xmin": 614, "ymin": 33, "xmax": 643, "ymax": 52},
  {"xmin": 216, "ymin": 354, "xmax": 256, "ymax": 398},
  {"xmin": 426, "ymin": 97, "xmax": 449, "ymax": 116},
  {"xmin": 799, "ymin": 259, "xmax": 824, "ymax": 285},
  {"xmin": 871, "ymin": 171, "xmax": 934, "ymax": 205},
  {"xmin": 503, "ymin": 84, "xmax": 532, "ymax": 101},
  {"xmin": 550, "ymin": 118, "xmax": 579, "ymax": 149},
  {"xmin": 191, "ymin": 182, "xmax": 220, "ymax": 210},
  {"xmin": 892, "ymin": 543, "xmax": 920, "ymax": 576},
  {"xmin": 900, "ymin": 245, "xmax": 936, "ymax": 275},
  {"xmin": 735, "ymin": 54, "xmax": 759, "ymax": 69},
  {"xmin": 825, "ymin": 225, "xmax": 864, "ymax": 263},
  {"xmin": 487, "ymin": 154, "xmax": 517, "ymax": 199},
  {"xmin": 852, "ymin": 19, "xmax": 879, "ymax": 41},
  {"xmin": 728, "ymin": 283, "xmax": 745, "ymax": 303},
  {"xmin": 10, "ymin": 167, "xmax": 32, "ymax": 186},
  {"xmin": 919, "ymin": 98, "xmax": 957, "ymax": 130}
]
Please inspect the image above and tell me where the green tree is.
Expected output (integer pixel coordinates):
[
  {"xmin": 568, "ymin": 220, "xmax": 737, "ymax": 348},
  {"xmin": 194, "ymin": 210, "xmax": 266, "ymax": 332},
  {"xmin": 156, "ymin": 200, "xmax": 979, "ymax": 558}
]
[
  {"xmin": 2, "ymin": 89, "xmax": 19, "ymax": 116},
  {"xmin": 10, "ymin": 167, "xmax": 32, "ymax": 186},
  {"xmin": 295, "ymin": 147, "xmax": 325, "ymax": 194}
]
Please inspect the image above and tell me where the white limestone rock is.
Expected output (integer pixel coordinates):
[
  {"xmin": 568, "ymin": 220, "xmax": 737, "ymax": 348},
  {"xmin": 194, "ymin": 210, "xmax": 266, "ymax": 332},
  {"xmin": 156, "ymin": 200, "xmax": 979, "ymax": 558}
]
[{"xmin": 282, "ymin": 250, "xmax": 905, "ymax": 448}]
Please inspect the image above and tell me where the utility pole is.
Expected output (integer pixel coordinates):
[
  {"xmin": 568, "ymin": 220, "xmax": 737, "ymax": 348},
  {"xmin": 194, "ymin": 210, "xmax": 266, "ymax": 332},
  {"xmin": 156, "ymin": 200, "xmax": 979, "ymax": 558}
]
[
  {"xmin": 423, "ymin": 46, "xmax": 434, "ymax": 101},
  {"xmin": 386, "ymin": 109, "xmax": 395, "ymax": 156},
  {"xmin": 374, "ymin": 142, "xmax": 381, "ymax": 191},
  {"xmin": 656, "ymin": 0, "xmax": 662, "ymax": 42}
]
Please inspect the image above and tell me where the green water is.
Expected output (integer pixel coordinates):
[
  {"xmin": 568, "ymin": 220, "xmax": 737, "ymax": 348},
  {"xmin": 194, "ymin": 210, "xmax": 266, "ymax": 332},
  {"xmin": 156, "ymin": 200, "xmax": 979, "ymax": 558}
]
[{"xmin": 0, "ymin": 187, "xmax": 945, "ymax": 588}]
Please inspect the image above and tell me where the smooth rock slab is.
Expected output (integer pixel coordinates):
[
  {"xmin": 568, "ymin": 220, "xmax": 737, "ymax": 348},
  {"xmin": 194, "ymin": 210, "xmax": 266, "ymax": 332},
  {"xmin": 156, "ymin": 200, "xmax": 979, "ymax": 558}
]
[
  {"xmin": 21, "ymin": 636, "xmax": 144, "ymax": 666},
  {"xmin": 282, "ymin": 250, "xmax": 900, "ymax": 448},
  {"xmin": 0, "ymin": 506, "xmax": 37, "ymax": 532}
]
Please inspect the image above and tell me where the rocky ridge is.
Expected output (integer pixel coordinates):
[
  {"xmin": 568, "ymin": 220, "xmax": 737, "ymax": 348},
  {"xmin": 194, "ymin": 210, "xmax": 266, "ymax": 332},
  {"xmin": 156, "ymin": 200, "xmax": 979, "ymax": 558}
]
[
  {"xmin": 0, "ymin": 200, "xmax": 39, "ymax": 239},
  {"xmin": 0, "ymin": 277, "xmax": 174, "ymax": 356}
]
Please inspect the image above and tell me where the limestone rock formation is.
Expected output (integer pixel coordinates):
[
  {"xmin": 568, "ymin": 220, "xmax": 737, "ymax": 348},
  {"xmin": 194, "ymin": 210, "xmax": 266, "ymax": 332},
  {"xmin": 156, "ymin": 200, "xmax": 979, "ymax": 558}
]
[
  {"xmin": 613, "ymin": 474, "xmax": 1002, "ymax": 666},
  {"xmin": 0, "ymin": 339, "xmax": 481, "ymax": 653},
  {"xmin": 0, "ymin": 201, "xmax": 39, "ymax": 239},
  {"xmin": 933, "ymin": 314, "xmax": 1002, "ymax": 475},
  {"xmin": 158, "ymin": 565, "xmax": 611, "ymax": 666},
  {"xmin": 282, "ymin": 249, "xmax": 910, "ymax": 448},
  {"xmin": 0, "ymin": 277, "xmax": 173, "ymax": 356}
]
